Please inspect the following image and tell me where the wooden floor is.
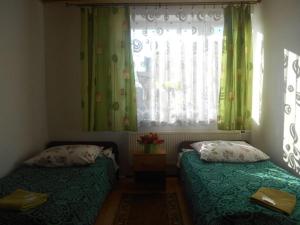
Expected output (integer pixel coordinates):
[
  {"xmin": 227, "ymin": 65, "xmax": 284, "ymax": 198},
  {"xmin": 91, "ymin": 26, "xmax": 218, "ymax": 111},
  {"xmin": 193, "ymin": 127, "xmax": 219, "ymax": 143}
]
[{"xmin": 94, "ymin": 177, "xmax": 193, "ymax": 225}]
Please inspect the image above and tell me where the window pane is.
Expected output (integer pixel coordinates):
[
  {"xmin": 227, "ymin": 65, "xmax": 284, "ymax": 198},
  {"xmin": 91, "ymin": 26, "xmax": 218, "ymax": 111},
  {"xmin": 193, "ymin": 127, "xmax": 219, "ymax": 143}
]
[{"xmin": 130, "ymin": 6, "xmax": 224, "ymax": 130}]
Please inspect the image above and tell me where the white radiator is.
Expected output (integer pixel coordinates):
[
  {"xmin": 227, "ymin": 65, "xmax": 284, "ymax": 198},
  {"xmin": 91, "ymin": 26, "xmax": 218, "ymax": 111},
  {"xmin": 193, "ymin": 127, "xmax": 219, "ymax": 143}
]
[{"xmin": 128, "ymin": 131, "xmax": 251, "ymax": 165}]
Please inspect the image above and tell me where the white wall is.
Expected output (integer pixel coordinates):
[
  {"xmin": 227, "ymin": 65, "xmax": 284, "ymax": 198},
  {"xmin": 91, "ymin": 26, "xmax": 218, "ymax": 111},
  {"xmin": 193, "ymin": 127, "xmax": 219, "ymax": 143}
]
[
  {"xmin": 251, "ymin": 0, "xmax": 300, "ymax": 175},
  {"xmin": 0, "ymin": 0, "xmax": 48, "ymax": 178},
  {"xmin": 250, "ymin": 4, "xmax": 264, "ymax": 149}
]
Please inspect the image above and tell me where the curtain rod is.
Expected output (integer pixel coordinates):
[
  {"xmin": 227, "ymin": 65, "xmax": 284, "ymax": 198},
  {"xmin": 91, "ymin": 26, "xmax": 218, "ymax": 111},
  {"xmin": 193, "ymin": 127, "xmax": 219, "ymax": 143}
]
[{"xmin": 65, "ymin": 0, "xmax": 261, "ymax": 7}]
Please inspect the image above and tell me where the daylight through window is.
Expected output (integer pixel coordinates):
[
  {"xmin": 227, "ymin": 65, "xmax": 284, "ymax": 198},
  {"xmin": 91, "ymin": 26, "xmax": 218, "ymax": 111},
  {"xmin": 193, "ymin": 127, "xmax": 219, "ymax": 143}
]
[{"xmin": 130, "ymin": 6, "xmax": 224, "ymax": 130}]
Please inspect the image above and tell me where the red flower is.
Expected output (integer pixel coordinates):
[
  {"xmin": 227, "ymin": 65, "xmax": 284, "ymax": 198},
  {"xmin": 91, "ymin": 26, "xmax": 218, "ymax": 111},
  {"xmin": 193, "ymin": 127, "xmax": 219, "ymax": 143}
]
[{"xmin": 137, "ymin": 133, "xmax": 164, "ymax": 145}]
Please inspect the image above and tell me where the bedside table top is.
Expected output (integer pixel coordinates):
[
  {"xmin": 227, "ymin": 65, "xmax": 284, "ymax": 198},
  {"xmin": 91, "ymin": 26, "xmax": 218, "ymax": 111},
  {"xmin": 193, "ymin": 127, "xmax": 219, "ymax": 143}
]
[{"xmin": 133, "ymin": 149, "xmax": 166, "ymax": 155}]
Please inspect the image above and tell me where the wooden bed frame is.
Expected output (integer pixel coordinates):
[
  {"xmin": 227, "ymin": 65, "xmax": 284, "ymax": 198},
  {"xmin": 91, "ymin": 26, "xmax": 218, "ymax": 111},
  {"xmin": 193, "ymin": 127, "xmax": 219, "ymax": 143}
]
[{"xmin": 177, "ymin": 141, "xmax": 198, "ymax": 153}]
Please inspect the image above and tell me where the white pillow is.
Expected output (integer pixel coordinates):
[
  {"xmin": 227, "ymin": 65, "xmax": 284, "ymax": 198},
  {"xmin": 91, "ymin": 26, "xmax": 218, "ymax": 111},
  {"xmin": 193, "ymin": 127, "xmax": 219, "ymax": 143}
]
[
  {"xmin": 24, "ymin": 145, "xmax": 103, "ymax": 167},
  {"xmin": 190, "ymin": 142, "xmax": 203, "ymax": 152},
  {"xmin": 198, "ymin": 141, "xmax": 269, "ymax": 163},
  {"xmin": 191, "ymin": 141, "xmax": 223, "ymax": 152}
]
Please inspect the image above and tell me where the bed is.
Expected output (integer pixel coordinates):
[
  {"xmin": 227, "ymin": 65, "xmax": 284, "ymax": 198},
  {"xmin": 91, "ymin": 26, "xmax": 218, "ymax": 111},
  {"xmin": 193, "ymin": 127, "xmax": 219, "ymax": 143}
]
[
  {"xmin": 178, "ymin": 141, "xmax": 300, "ymax": 225},
  {"xmin": 0, "ymin": 141, "xmax": 118, "ymax": 225}
]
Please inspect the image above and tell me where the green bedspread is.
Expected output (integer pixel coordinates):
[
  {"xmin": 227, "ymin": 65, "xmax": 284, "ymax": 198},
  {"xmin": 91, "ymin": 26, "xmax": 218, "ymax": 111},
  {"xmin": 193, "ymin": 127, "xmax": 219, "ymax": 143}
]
[
  {"xmin": 0, "ymin": 157, "xmax": 115, "ymax": 225},
  {"xmin": 180, "ymin": 151, "xmax": 300, "ymax": 225}
]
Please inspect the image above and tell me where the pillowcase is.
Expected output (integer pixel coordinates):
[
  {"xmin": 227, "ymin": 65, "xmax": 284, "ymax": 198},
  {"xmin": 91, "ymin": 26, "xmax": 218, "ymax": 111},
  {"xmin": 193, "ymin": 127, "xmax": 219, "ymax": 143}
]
[
  {"xmin": 191, "ymin": 140, "xmax": 228, "ymax": 152},
  {"xmin": 197, "ymin": 141, "xmax": 269, "ymax": 163},
  {"xmin": 24, "ymin": 145, "xmax": 103, "ymax": 167},
  {"xmin": 190, "ymin": 142, "xmax": 203, "ymax": 152},
  {"xmin": 66, "ymin": 145, "xmax": 104, "ymax": 165}
]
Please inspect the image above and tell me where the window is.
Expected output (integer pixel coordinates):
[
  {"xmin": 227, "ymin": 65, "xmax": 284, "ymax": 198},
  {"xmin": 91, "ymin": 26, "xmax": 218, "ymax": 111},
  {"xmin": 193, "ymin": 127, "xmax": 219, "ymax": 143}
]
[{"xmin": 130, "ymin": 6, "xmax": 224, "ymax": 130}]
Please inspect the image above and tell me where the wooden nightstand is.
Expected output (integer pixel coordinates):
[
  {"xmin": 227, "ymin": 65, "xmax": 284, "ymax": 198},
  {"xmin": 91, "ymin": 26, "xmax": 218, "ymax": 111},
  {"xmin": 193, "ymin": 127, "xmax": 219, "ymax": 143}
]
[{"xmin": 132, "ymin": 150, "xmax": 166, "ymax": 184}]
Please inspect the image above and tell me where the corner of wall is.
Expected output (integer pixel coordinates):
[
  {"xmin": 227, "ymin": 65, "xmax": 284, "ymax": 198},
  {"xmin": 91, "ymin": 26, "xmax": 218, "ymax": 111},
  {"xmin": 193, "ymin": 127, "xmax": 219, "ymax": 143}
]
[{"xmin": 0, "ymin": 0, "xmax": 48, "ymax": 178}]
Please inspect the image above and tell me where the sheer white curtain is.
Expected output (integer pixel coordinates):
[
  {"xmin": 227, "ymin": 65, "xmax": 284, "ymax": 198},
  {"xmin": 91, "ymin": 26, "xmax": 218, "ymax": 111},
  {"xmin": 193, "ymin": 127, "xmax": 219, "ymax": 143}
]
[
  {"xmin": 283, "ymin": 49, "xmax": 300, "ymax": 174},
  {"xmin": 130, "ymin": 6, "xmax": 224, "ymax": 130}
]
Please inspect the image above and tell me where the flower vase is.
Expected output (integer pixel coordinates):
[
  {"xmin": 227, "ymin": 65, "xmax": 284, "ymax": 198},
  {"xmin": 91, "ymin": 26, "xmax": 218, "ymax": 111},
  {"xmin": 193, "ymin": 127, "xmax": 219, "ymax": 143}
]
[{"xmin": 144, "ymin": 144, "xmax": 156, "ymax": 153}]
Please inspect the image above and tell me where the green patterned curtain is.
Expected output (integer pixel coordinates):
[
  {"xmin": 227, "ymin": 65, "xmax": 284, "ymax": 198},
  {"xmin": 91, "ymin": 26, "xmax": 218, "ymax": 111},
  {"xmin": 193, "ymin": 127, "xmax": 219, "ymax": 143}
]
[
  {"xmin": 218, "ymin": 5, "xmax": 253, "ymax": 130},
  {"xmin": 81, "ymin": 7, "xmax": 137, "ymax": 131}
]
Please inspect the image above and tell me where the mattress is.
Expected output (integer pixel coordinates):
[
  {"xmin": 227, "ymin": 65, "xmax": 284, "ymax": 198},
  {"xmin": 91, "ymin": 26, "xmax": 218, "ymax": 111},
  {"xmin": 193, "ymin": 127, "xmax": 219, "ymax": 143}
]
[
  {"xmin": 180, "ymin": 150, "xmax": 300, "ymax": 225},
  {"xmin": 0, "ymin": 157, "xmax": 115, "ymax": 225}
]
